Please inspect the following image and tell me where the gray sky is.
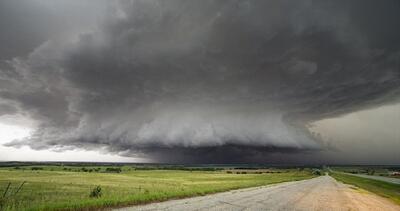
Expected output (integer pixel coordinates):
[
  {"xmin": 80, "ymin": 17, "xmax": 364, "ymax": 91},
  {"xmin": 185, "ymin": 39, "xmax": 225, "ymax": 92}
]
[{"xmin": 0, "ymin": 0, "xmax": 399, "ymax": 164}]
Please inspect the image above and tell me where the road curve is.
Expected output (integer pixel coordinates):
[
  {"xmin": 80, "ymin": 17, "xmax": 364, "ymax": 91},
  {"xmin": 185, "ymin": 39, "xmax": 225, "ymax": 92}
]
[{"xmin": 116, "ymin": 175, "xmax": 400, "ymax": 211}]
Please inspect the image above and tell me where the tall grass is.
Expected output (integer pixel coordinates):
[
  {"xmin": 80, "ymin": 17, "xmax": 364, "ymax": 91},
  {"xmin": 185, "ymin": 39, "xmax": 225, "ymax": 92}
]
[{"xmin": 0, "ymin": 181, "xmax": 26, "ymax": 210}]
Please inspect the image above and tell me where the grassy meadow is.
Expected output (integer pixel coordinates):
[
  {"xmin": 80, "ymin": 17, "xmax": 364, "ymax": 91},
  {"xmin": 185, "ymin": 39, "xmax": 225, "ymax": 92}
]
[
  {"xmin": 331, "ymin": 166, "xmax": 400, "ymax": 177},
  {"xmin": 330, "ymin": 172, "xmax": 400, "ymax": 205},
  {"xmin": 0, "ymin": 164, "xmax": 315, "ymax": 210}
]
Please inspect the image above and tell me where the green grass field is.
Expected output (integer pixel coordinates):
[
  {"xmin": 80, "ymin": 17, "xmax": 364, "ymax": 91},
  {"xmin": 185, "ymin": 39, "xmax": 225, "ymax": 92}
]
[
  {"xmin": 330, "ymin": 166, "xmax": 399, "ymax": 177},
  {"xmin": 330, "ymin": 172, "xmax": 400, "ymax": 205},
  {"xmin": 0, "ymin": 166, "xmax": 314, "ymax": 210}
]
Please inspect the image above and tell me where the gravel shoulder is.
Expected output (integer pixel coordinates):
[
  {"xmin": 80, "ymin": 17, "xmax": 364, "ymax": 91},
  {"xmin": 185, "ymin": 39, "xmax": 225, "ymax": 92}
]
[{"xmin": 116, "ymin": 175, "xmax": 400, "ymax": 211}]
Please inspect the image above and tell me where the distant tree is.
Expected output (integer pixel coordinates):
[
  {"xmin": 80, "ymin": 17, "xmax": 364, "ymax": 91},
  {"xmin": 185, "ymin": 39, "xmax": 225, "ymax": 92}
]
[
  {"xmin": 312, "ymin": 169, "xmax": 322, "ymax": 175},
  {"xmin": 105, "ymin": 167, "xmax": 122, "ymax": 173},
  {"xmin": 367, "ymin": 169, "xmax": 375, "ymax": 175},
  {"xmin": 31, "ymin": 167, "xmax": 43, "ymax": 171}
]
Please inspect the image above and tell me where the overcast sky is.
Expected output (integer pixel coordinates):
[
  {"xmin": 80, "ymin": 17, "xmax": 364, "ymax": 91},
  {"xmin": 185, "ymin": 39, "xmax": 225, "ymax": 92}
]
[{"xmin": 0, "ymin": 0, "xmax": 399, "ymax": 164}]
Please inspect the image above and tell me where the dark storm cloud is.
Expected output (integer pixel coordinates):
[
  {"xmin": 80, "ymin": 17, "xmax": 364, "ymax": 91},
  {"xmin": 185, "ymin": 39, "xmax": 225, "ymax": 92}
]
[
  {"xmin": 0, "ymin": 104, "xmax": 17, "ymax": 116},
  {"xmin": 1, "ymin": 0, "xmax": 400, "ymax": 163},
  {"xmin": 0, "ymin": 0, "xmax": 110, "ymax": 60},
  {"xmin": 0, "ymin": 0, "xmax": 53, "ymax": 60},
  {"xmin": 118, "ymin": 145, "xmax": 316, "ymax": 164}
]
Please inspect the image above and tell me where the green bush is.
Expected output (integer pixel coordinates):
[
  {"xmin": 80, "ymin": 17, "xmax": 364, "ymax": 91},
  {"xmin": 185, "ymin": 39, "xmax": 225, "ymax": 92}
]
[
  {"xmin": 89, "ymin": 186, "xmax": 102, "ymax": 198},
  {"xmin": 312, "ymin": 169, "xmax": 322, "ymax": 175},
  {"xmin": 105, "ymin": 167, "xmax": 122, "ymax": 173},
  {"xmin": 31, "ymin": 167, "xmax": 43, "ymax": 171}
]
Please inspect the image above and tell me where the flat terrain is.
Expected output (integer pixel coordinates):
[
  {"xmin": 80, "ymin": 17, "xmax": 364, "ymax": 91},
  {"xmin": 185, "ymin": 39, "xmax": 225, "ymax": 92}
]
[
  {"xmin": 117, "ymin": 175, "xmax": 400, "ymax": 211},
  {"xmin": 331, "ymin": 172, "xmax": 400, "ymax": 205},
  {"xmin": 345, "ymin": 173, "xmax": 400, "ymax": 184},
  {"xmin": 0, "ymin": 167, "xmax": 313, "ymax": 210}
]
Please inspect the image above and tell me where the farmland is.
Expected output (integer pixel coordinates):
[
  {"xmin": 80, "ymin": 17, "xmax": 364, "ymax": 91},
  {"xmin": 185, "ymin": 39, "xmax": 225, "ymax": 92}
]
[{"xmin": 0, "ymin": 163, "xmax": 315, "ymax": 210}]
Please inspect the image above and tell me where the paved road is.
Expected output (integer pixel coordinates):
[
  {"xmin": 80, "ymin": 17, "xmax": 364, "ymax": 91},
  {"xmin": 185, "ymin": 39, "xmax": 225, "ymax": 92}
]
[
  {"xmin": 116, "ymin": 176, "xmax": 400, "ymax": 211},
  {"xmin": 345, "ymin": 173, "xmax": 400, "ymax": 185}
]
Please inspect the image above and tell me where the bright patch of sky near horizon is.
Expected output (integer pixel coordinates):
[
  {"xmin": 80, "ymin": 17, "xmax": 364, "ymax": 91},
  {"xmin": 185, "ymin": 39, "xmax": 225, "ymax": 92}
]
[
  {"xmin": 0, "ymin": 116, "xmax": 144, "ymax": 162},
  {"xmin": 310, "ymin": 103, "xmax": 400, "ymax": 164}
]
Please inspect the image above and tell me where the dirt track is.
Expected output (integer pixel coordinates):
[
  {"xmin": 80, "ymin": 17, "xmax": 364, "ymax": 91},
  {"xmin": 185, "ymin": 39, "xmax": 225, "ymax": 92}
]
[{"xmin": 116, "ymin": 175, "xmax": 400, "ymax": 211}]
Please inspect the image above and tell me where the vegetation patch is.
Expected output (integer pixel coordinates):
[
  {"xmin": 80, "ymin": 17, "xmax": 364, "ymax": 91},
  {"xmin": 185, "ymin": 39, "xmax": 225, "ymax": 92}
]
[
  {"xmin": 0, "ymin": 166, "xmax": 315, "ymax": 210},
  {"xmin": 330, "ymin": 172, "xmax": 400, "ymax": 205}
]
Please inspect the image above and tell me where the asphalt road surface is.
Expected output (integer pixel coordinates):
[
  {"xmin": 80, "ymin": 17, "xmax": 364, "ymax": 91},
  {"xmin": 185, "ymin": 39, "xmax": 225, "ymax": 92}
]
[{"xmin": 116, "ymin": 175, "xmax": 400, "ymax": 211}]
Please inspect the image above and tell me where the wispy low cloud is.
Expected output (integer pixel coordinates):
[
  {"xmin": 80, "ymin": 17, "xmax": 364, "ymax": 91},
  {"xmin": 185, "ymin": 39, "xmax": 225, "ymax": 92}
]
[{"xmin": 1, "ymin": 0, "xmax": 400, "ymax": 163}]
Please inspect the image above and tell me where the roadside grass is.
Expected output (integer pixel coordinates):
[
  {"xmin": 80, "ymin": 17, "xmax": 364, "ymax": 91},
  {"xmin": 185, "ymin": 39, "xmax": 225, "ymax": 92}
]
[
  {"xmin": 0, "ymin": 168, "xmax": 315, "ymax": 210},
  {"xmin": 330, "ymin": 172, "xmax": 400, "ymax": 205},
  {"xmin": 330, "ymin": 166, "xmax": 396, "ymax": 177}
]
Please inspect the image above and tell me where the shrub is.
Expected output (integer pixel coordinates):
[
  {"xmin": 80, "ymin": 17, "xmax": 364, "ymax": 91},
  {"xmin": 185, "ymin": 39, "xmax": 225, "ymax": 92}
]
[
  {"xmin": 367, "ymin": 169, "xmax": 375, "ymax": 175},
  {"xmin": 31, "ymin": 167, "xmax": 43, "ymax": 171},
  {"xmin": 105, "ymin": 167, "xmax": 122, "ymax": 173},
  {"xmin": 312, "ymin": 169, "xmax": 322, "ymax": 175},
  {"xmin": 89, "ymin": 186, "xmax": 102, "ymax": 198}
]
